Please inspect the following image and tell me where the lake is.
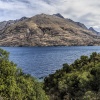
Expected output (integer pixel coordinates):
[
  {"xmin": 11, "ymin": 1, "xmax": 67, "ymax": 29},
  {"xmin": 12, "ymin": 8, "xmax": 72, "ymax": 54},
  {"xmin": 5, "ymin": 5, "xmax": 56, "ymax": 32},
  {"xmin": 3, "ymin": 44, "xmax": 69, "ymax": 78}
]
[{"xmin": 1, "ymin": 46, "xmax": 100, "ymax": 79}]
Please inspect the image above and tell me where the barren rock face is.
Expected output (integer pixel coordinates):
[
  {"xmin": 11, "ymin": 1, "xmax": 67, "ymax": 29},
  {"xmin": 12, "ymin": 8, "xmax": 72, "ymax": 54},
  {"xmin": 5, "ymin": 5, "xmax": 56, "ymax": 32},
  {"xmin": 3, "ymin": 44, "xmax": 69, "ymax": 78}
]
[{"xmin": 0, "ymin": 13, "xmax": 100, "ymax": 46}]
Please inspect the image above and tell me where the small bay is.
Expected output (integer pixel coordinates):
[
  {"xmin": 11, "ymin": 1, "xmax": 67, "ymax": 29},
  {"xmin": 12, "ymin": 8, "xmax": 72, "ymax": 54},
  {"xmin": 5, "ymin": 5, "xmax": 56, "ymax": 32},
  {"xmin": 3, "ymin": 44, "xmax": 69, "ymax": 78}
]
[{"xmin": 1, "ymin": 46, "xmax": 100, "ymax": 79}]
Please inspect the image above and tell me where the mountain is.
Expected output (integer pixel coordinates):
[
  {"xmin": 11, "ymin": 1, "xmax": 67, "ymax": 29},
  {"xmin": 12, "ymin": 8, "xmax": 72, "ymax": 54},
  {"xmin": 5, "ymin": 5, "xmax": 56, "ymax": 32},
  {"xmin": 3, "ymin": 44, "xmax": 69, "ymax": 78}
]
[
  {"xmin": 0, "ymin": 13, "xmax": 100, "ymax": 46},
  {"xmin": 53, "ymin": 13, "xmax": 64, "ymax": 18},
  {"xmin": 0, "ymin": 20, "xmax": 15, "ymax": 31},
  {"xmin": 67, "ymin": 19, "xmax": 87, "ymax": 29},
  {"xmin": 89, "ymin": 27, "xmax": 100, "ymax": 35},
  {"xmin": 75, "ymin": 22, "xmax": 87, "ymax": 29},
  {"xmin": 0, "ymin": 16, "xmax": 28, "ymax": 31}
]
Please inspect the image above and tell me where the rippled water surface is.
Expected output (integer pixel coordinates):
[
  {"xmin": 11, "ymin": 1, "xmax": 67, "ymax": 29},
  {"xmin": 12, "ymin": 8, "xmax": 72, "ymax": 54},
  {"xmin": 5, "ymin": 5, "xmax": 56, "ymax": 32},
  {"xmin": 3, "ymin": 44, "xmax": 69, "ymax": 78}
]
[{"xmin": 1, "ymin": 46, "xmax": 100, "ymax": 78}]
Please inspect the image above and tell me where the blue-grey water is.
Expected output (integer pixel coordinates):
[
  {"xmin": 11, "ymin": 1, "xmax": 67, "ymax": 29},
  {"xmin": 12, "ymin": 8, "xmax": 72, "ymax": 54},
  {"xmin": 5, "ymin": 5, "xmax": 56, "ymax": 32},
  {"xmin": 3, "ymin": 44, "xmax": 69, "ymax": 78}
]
[{"xmin": 1, "ymin": 46, "xmax": 100, "ymax": 79}]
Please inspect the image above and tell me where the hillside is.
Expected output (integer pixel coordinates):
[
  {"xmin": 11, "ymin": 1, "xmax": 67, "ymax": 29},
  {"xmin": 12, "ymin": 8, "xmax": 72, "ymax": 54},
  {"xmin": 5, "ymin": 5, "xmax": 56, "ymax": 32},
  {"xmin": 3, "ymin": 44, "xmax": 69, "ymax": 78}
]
[
  {"xmin": 44, "ymin": 52, "xmax": 100, "ymax": 100},
  {"xmin": 0, "ymin": 13, "xmax": 100, "ymax": 46}
]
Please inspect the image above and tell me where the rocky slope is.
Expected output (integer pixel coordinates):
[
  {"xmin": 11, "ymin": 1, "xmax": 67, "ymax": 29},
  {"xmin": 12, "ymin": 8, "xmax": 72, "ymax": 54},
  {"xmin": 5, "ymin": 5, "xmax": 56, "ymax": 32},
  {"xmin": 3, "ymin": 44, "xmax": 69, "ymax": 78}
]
[
  {"xmin": 0, "ymin": 13, "xmax": 100, "ymax": 46},
  {"xmin": 89, "ymin": 27, "xmax": 100, "ymax": 35},
  {"xmin": 0, "ymin": 17, "xmax": 27, "ymax": 31}
]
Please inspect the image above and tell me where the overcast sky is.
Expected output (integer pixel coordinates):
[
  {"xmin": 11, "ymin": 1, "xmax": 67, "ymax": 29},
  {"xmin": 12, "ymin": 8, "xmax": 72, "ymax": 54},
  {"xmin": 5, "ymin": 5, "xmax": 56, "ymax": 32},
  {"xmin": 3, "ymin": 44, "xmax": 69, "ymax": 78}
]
[{"xmin": 0, "ymin": 0, "xmax": 100, "ymax": 31}]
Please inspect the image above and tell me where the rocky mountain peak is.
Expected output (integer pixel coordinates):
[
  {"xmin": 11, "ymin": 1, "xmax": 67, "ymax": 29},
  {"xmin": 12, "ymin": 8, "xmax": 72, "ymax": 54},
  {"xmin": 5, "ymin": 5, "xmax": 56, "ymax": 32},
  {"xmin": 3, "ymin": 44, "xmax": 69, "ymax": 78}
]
[
  {"xmin": 89, "ymin": 27, "xmax": 95, "ymax": 31},
  {"xmin": 53, "ymin": 13, "xmax": 64, "ymax": 18},
  {"xmin": 89, "ymin": 27, "xmax": 100, "ymax": 34},
  {"xmin": 19, "ymin": 17, "xmax": 28, "ymax": 21}
]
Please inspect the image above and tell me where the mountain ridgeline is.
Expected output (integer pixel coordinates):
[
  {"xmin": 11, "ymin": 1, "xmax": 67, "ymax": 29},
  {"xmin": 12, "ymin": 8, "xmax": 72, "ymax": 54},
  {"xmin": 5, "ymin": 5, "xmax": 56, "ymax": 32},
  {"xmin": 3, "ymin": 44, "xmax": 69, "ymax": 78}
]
[
  {"xmin": 89, "ymin": 27, "xmax": 100, "ymax": 35},
  {"xmin": 0, "ymin": 13, "xmax": 100, "ymax": 46}
]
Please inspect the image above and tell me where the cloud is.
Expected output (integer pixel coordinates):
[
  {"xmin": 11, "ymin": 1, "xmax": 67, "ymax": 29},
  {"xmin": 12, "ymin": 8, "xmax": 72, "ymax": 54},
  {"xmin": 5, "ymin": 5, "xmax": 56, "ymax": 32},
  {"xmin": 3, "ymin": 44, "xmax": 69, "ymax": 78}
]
[
  {"xmin": 0, "ymin": 0, "xmax": 100, "ymax": 31},
  {"xmin": 0, "ymin": 0, "xmax": 57, "ymax": 20}
]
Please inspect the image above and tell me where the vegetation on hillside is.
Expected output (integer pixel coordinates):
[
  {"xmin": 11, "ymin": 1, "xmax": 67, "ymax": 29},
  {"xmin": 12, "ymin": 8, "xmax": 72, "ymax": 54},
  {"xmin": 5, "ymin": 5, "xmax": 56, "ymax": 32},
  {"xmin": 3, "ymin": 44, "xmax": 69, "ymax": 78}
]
[
  {"xmin": 1, "ymin": 47, "xmax": 100, "ymax": 100},
  {"xmin": 44, "ymin": 52, "xmax": 100, "ymax": 100},
  {"xmin": 0, "ymin": 48, "xmax": 49, "ymax": 100}
]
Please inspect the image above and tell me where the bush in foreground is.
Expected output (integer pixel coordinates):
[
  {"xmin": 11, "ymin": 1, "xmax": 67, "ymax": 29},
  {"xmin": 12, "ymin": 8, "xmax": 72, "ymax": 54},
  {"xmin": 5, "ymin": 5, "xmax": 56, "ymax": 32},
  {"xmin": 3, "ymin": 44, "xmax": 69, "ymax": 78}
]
[
  {"xmin": 44, "ymin": 52, "xmax": 100, "ymax": 100},
  {"xmin": 0, "ymin": 48, "xmax": 49, "ymax": 100}
]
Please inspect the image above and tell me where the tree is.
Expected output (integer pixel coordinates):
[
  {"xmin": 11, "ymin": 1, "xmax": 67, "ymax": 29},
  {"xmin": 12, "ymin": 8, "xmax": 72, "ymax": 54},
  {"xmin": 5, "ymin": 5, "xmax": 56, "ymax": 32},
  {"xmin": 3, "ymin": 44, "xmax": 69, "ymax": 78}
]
[
  {"xmin": 44, "ymin": 52, "xmax": 100, "ymax": 100},
  {"xmin": 0, "ymin": 48, "xmax": 49, "ymax": 100}
]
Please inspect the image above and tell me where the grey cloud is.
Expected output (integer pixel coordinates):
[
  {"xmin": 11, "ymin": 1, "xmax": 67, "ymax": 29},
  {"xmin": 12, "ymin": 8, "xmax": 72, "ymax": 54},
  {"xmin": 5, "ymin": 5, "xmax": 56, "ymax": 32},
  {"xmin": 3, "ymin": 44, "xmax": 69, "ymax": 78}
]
[{"xmin": 0, "ymin": 0, "xmax": 100, "ymax": 31}]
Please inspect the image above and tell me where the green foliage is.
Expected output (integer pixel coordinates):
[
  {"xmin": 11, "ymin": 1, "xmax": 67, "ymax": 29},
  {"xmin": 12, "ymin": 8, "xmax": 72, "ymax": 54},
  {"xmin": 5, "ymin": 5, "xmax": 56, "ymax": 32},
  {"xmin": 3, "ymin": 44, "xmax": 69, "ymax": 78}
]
[
  {"xmin": 0, "ymin": 48, "xmax": 49, "ymax": 100},
  {"xmin": 44, "ymin": 52, "xmax": 100, "ymax": 100}
]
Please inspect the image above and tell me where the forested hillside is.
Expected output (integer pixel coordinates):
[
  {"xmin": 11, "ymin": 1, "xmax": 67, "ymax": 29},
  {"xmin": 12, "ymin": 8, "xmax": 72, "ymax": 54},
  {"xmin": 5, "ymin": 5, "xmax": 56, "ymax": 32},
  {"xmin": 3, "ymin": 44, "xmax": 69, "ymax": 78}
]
[{"xmin": 44, "ymin": 52, "xmax": 100, "ymax": 100}]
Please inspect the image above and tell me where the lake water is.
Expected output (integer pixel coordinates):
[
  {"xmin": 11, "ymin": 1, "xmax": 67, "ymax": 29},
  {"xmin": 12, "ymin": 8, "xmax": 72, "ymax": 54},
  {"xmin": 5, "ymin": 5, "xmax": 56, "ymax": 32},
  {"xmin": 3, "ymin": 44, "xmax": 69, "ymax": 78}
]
[{"xmin": 1, "ymin": 46, "xmax": 100, "ymax": 79}]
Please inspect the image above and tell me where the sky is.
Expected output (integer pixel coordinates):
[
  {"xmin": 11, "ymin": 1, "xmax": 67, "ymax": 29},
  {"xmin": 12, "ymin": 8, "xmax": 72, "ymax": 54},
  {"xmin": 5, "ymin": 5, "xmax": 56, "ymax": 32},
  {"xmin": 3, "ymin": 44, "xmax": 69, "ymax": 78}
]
[{"xmin": 0, "ymin": 0, "xmax": 100, "ymax": 31}]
